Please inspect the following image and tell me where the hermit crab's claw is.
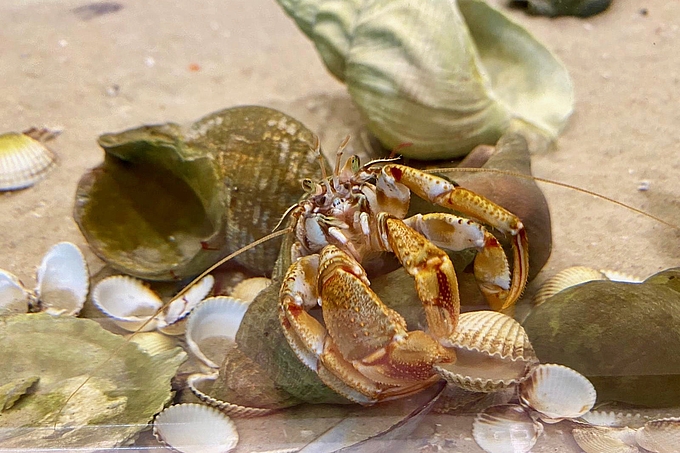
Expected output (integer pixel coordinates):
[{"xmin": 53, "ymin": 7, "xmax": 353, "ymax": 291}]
[{"xmin": 379, "ymin": 165, "xmax": 529, "ymax": 313}]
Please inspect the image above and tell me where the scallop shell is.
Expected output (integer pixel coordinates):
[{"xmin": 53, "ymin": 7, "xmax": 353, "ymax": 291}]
[
  {"xmin": 153, "ymin": 403, "xmax": 238, "ymax": 453},
  {"xmin": 572, "ymin": 426, "xmax": 640, "ymax": 453},
  {"xmin": 472, "ymin": 404, "xmax": 543, "ymax": 453},
  {"xmin": 580, "ymin": 410, "xmax": 644, "ymax": 428},
  {"xmin": 185, "ymin": 296, "xmax": 250, "ymax": 369},
  {"xmin": 435, "ymin": 311, "xmax": 538, "ymax": 392},
  {"xmin": 34, "ymin": 242, "xmax": 89, "ymax": 316},
  {"xmin": 520, "ymin": 363, "xmax": 596, "ymax": 422},
  {"xmin": 635, "ymin": 418, "xmax": 680, "ymax": 453},
  {"xmin": 125, "ymin": 331, "xmax": 179, "ymax": 357},
  {"xmin": 158, "ymin": 274, "xmax": 215, "ymax": 335},
  {"xmin": 230, "ymin": 277, "xmax": 271, "ymax": 303},
  {"xmin": 0, "ymin": 131, "xmax": 57, "ymax": 191},
  {"xmin": 186, "ymin": 373, "xmax": 275, "ymax": 418},
  {"xmin": 0, "ymin": 270, "xmax": 30, "ymax": 315},
  {"xmin": 534, "ymin": 266, "xmax": 607, "ymax": 306}
]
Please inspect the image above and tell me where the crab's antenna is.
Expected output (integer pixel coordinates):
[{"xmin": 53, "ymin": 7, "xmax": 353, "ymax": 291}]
[
  {"xmin": 53, "ymin": 226, "xmax": 293, "ymax": 429},
  {"xmin": 429, "ymin": 166, "xmax": 679, "ymax": 231}
]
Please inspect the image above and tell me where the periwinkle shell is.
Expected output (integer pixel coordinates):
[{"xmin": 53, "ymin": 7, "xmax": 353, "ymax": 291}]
[
  {"xmin": 522, "ymin": 268, "xmax": 680, "ymax": 407},
  {"xmin": 74, "ymin": 106, "xmax": 325, "ymax": 281}
]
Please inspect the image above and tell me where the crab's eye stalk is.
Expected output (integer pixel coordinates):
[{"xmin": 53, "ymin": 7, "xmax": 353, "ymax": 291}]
[
  {"xmin": 302, "ymin": 178, "xmax": 315, "ymax": 192},
  {"xmin": 350, "ymin": 156, "xmax": 360, "ymax": 172}
]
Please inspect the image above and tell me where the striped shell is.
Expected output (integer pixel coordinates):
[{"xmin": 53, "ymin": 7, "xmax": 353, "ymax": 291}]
[
  {"xmin": 635, "ymin": 418, "xmax": 680, "ymax": 453},
  {"xmin": 186, "ymin": 373, "xmax": 275, "ymax": 418},
  {"xmin": 435, "ymin": 311, "xmax": 538, "ymax": 392},
  {"xmin": 572, "ymin": 426, "xmax": 640, "ymax": 453},
  {"xmin": 534, "ymin": 266, "xmax": 607, "ymax": 306},
  {"xmin": 0, "ymin": 131, "xmax": 57, "ymax": 191},
  {"xmin": 153, "ymin": 403, "xmax": 238, "ymax": 453}
]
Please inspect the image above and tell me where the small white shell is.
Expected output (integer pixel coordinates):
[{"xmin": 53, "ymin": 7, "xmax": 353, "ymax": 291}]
[
  {"xmin": 187, "ymin": 373, "xmax": 275, "ymax": 418},
  {"xmin": 534, "ymin": 266, "xmax": 607, "ymax": 306},
  {"xmin": 0, "ymin": 131, "xmax": 57, "ymax": 191},
  {"xmin": 572, "ymin": 426, "xmax": 640, "ymax": 453},
  {"xmin": 35, "ymin": 242, "xmax": 89, "ymax": 316},
  {"xmin": 153, "ymin": 403, "xmax": 238, "ymax": 453},
  {"xmin": 230, "ymin": 277, "xmax": 271, "ymax": 303},
  {"xmin": 435, "ymin": 311, "xmax": 537, "ymax": 392},
  {"xmin": 125, "ymin": 332, "xmax": 179, "ymax": 357},
  {"xmin": 580, "ymin": 410, "xmax": 644, "ymax": 428},
  {"xmin": 92, "ymin": 275, "xmax": 163, "ymax": 331},
  {"xmin": 158, "ymin": 275, "xmax": 215, "ymax": 335},
  {"xmin": 472, "ymin": 404, "xmax": 543, "ymax": 453},
  {"xmin": 635, "ymin": 417, "xmax": 680, "ymax": 453},
  {"xmin": 0, "ymin": 270, "xmax": 30, "ymax": 315},
  {"xmin": 520, "ymin": 363, "xmax": 596, "ymax": 422},
  {"xmin": 185, "ymin": 296, "xmax": 250, "ymax": 369}
]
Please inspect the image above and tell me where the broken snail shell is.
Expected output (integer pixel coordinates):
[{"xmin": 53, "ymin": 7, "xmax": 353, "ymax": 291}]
[
  {"xmin": 276, "ymin": 0, "xmax": 573, "ymax": 158},
  {"xmin": 74, "ymin": 106, "xmax": 326, "ymax": 281}
]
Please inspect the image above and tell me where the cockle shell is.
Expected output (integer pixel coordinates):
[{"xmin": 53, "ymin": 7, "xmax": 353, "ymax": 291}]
[
  {"xmin": 91, "ymin": 274, "xmax": 213, "ymax": 333},
  {"xmin": 230, "ymin": 277, "xmax": 271, "ymax": 303},
  {"xmin": 0, "ymin": 242, "xmax": 89, "ymax": 317},
  {"xmin": 186, "ymin": 373, "xmax": 278, "ymax": 417},
  {"xmin": 572, "ymin": 426, "xmax": 640, "ymax": 453},
  {"xmin": 635, "ymin": 418, "xmax": 680, "ymax": 453},
  {"xmin": 185, "ymin": 296, "xmax": 250, "ymax": 369},
  {"xmin": 533, "ymin": 266, "xmax": 607, "ymax": 306},
  {"xmin": 434, "ymin": 311, "xmax": 538, "ymax": 392},
  {"xmin": 519, "ymin": 363, "xmax": 596, "ymax": 422},
  {"xmin": 472, "ymin": 404, "xmax": 543, "ymax": 453},
  {"xmin": 0, "ymin": 129, "xmax": 57, "ymax": 191},
  {"xmin": 153, "ymin": 403, "xmax": 239, "ymax": 453},
  {"xmin": 277, "ymin": 0, "xmax": 573, "ymax": 159},
  {"xmin": 74, "ymin": 106, "xmax": 327, "ymax": 281}
]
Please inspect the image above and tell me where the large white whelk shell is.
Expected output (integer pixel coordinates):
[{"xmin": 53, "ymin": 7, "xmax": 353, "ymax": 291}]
[
  {"xmin": 92, "ymin": 275, "xmax": 163, "ymax": 331},
  {"xmin": 520, "ymin": 363, "xmax": 596, "ymax": 422},
  {"xmin": 635, "ymin": 418, "xmax": 680, "ymax": 453},
  {"xmin": 185, "ymin": 296, "xmax": 250, "ymax": 369},
  {"xmin": 153, "ymin": 403, "xmax": 238, "ymax": 453},
  {"xmin": 0, "ymin": 131, "xmax": 57, "ymax": 190},
  {"xmin": 0, "ymin": 270, "xmax": 30, "ymax": 315},
  {"xmin": 572, "ymin": 426, "xmax": 640, "ymax": 453},
  {"xmin": 35, "ymin": 242, "xmax": 89, "ymax": 316},
  {"xmin": 534, "ymin": 266, "xmax": 607, "ymax": 306},
  {"xmin": 435, "ymin": 311, "xmax": 538, "ymax": 392},
  {"xmin": 472, "ymin": 404, "xmax": 543, "ymax": 453}
]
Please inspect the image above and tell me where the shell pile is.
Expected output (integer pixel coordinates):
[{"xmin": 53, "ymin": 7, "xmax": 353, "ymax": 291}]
[{"xmin": 0, "ymin": 242, "xmax": 89, "ymax": 316}]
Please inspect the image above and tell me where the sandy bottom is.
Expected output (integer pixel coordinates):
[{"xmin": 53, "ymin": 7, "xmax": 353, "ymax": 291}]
[{"xmin": 1, "ymin": 0, "xmax": 679, "ymax": 451}]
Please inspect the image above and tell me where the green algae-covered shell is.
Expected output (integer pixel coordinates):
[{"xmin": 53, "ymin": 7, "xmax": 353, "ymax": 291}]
[
  {"xmin": 0, "ymin": 313, "xmax": 186, "ymax": 450},
  {"xmin": 74, "ymin": 106, "xmax": 324, "ymax": 281},
  {"xmin": 522, "ymin": 268, "xmax": 680, "ymax": 407}
]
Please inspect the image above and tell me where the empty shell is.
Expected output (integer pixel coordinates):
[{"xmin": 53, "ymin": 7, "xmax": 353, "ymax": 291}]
[
  {"xmin": 635, "ymin": 418, "xmax": 680, "ymax": 453},
  {"xmin": 186, "ymin": 373, "xmax": 275, "ymax": 418},
  {"xmin": 185, "ymin": 296, "xmax": 250, "ymax": 369},
  {"xmin": 580, "ymin": 410, "xmax": 644, "ymax": 428},
  {"xmin": 158, "ymin": 274, "xmax": 215, "ymax": 335},
  {"xmin": 230, "ymin": 277, "xmax": 271, "ymax": 303},
  {"xmin": 435, "ymin": 311, "xmax": 538, "ymax": 392},
  {"xmin": 472, "ymin": 404, "xmax": 543, "ymax": 453},
  {"xmin": 534, "ymin": 266, "xmax": 607, "ymax": 306},
  {"xmin": 0, "ymin": 270, "xmax": 30, "ymax": 315},
  {"xmin": 35, "ymin": 242, "xmax": 89, "ymax": 316},
  {"xmin": 520, "ymin": 363, "xmax": 596, "ymax": 422},
  {"xmin": 153, "ymin": 403, "xmax": 238, "ymax": 453},
  {"xmin": 572, "ymin": 426, "xmax": 640, "ymax": 453},
  {"xmin": 0, "ymin": 131, "xmax": 57, "ymax": 191}
]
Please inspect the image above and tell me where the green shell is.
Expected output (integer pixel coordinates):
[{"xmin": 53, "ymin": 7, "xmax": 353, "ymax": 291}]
[
  {"xmin": 522, "ymin": 268, "xmax": 680, "ymax": 407},
  {"xmin": 0, "ymin": 313, "xmax": 186, "ymax": 449},
  {"xmin": 74, "ymin": 106, "xmax": 325, "ymax": 281}
]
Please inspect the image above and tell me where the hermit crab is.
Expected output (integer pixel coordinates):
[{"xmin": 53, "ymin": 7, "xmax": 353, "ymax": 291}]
[{"xmin": 273, "ymin": 137, "xmax": 529, "ymax": 404}]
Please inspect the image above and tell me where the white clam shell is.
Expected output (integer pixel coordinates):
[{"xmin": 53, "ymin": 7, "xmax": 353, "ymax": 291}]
[
  {"xmin": 153, "ymin": 403, "xmax": 238, "ymax": 453},
  {"xmin": 635, "ymin": 417, "xmax": 680, "ymax": 453},
  {"xmin": 572, "ymin": 426, "xmax": 640, "ymax": 453},
  {"xmin": 0, "ymin": 131, "xmax": 57, "ymax": 191},
  {"xmin": 92, "ymin": 275, "xmax": 163, "ymax": 331},
  {"xmin": 158, "ymin": 275, "xmax": 215, "ymax": 335},
  {"xmin": 230, "ymin": 277, "xmax": 271, "ymax": 303},
  {"xmin": 534, "ymin": 266, "xmax": 607, "ymax": 306},
  {"xmin": 187, "ymin": 373, "xmax": 275, "ymax": 418},
  {"xmin": 435, "ymin": 311, "xmax": 537, "ymax": 392},
  {"xmin": 520, "ymin": 363, "xmax": 596, "ymax": 422},
  {"xmin": 472, "ymin": 404, "xmax": 543, "ymax": 453},
  {"xmin": 0, "ymin": 270, "xmax": 30, "ymax": 315},
  {"xmin": 185, "ymin": 296, "xmax": 250, "ymax": 369},
  {"xmin": 35, "ymin": 242, "xmax": 89, "ymax": 316}
]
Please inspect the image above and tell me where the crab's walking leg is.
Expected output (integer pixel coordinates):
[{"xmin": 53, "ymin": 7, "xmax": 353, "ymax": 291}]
[
  {"xmin": 381, "ymin": 165, "xmax": 529, "ymax": 312},
  {"xmin": 375, "ymin": 213, "xmax": 460, "ymax": 341},
  {"xmin": 404, "ymin": 213, "xmax": 512, "ymax": 312}
]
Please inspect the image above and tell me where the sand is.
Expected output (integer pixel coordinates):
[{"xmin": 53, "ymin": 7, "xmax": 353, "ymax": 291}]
[{"xmin": 1, "ymin": 0, "xmax": 679, "ymax": 451}]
